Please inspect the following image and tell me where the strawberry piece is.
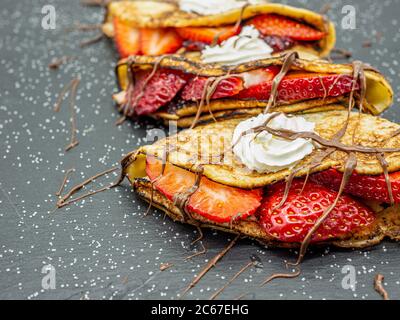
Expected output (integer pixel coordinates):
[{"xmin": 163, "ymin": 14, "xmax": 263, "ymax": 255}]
[
  {"xmin": 176, "ymin": 25, "xmax": 241, "ymax": 45},
  {"xmin": 146, "ymin": 157, "xmax": 263, "ymax": 223},
  {"xmin": 130, "ymin": 69, "xmax": 188, "ymax": 115},
  {"xmin": 248, "ymin": 14, "xmax": 325, "ymax": 41},
  {"xmin": 237, "ymin": 73, "xmax": 356, "ymax": 101},
  {"xmin": 113, "ymin": 18, "xmax": 140, "ymax": 58},
  {"xmin": 181, "ymin": 76, "xmax": 244, "ymax": 101},
  {"xmin": 259, "ymin": 179, "xmax": 375, "ymax": 243},
  {"xmin": 146, "ymin": 156, "xmax": 196, "ymax": 201},
  {"xmin": 140, "ymin": 28, "xmax": 183, "ymax": 55},
  {"xmin": 312, "ymin": 169, "xmax": 400, "ymax": 204}
]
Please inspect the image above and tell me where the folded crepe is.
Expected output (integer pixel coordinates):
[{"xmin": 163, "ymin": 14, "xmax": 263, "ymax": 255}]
[
  {"xmin": 103, "ymin": 0, "xmax": 336, "ymax": 59},
  {"xmin": 121, "ymin": 110, "xmax": 400, "ymax": 250},
  {"xmin": 113, "ymin": 53, "xmax": 393, "ymax": 127}
]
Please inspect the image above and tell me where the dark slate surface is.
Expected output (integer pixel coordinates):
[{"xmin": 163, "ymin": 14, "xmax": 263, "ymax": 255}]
[{"xmin": 0, "ymin": 0, "xmax": 399, "ymax": 300}]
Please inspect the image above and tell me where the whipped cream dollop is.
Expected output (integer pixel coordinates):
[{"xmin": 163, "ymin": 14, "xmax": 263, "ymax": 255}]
[
  {"xmin": 232, "ymin": 113, "xmax": 316, "ymax": 173},
  {"xmin": 180, "ymin": 0, "xmax": 265, "ymax": 15},
  {"xmin": 201, "ymin": 26, "xmax": 273, "ymax": 65}
]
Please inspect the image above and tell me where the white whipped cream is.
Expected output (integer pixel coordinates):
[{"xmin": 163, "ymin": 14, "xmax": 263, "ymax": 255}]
[
  {"xmin": 180, "ymin": 0, "xmax": 265, "ymax": 15},
  {"xmin": 201, "ymin": 26, "xmax": 273, "ymax": 65},
  {"xmin": 232, "ymin": 113, "xmax": 316, "ymax": 173}
]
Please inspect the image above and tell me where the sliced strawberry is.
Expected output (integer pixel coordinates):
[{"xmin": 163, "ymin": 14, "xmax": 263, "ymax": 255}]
[
  {"xmin": 146, "ymin": 156, "xmax": 196, "ymax": 201},
  {"xmin": 237, "ymin": 73, "xmax": 356, "ymax": 101},
  {"xmin": 181, "ymin": 76, "xmax": 244, "ymax": 101},
  {"xmin": 241, "ymin": 67, "xmax": 280, "ymax": 88},
  {"xmin": 113, "ymin": 18, "xmax": 140, "ymax": 58},
  {"xmin": 130, "ymin": 69, "xmax": 188, "ymax": 115},
  {"xmin": 176, "ymin": 25, "xmax": 241, "ymax": 45},
  {"xmin": 259, "ymin": 179, "xmax": 375, "ymax": 243},
  {"xmin": 146, "ymin": 157, "xmax": 263, "ymax": 223},
  {"xmin": 248, "ymin": 14, "xmax": 326, "ymax": 41},
  {"xmin": 187, "ymin": 177, "xmax": 263, "ymax": 223},
  {"xmin": 140, "ymin": 28, "xmax": 183, "ymax": 55},
  {"xmin": 311, "ymin": 169, "xmax": 400, "ymax": 204}
]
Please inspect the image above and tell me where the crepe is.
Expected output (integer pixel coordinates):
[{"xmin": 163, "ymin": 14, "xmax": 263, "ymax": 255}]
[
  {"xmin": 121, "ymin": 110, "xmax": 400, "ymax": 248},
  {"xmin": 114, "ymin": 54, "xmax": 393, "ymax": 127},
  {"xmin": 103, "ymin": 0, "xmax": 336, "ymax": 58}
]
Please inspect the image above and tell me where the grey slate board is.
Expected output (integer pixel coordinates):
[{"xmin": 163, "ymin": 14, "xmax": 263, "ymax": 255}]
[{"xmin": 0, "ymin": 0, "xmax": 399, "ymax": 300}]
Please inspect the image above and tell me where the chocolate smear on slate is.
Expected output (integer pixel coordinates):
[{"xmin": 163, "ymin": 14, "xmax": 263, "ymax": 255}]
[
  {"xmin": 79, "ymin": 33, "xmax": 104, "ymax": 48},
  {"xmin": 180, "ymin": 235, "xmax": 239, "ymax": 299},
  {"xmin": 80, "ymin": 0, "xmax": 110, "ymax": 7},
  {"xmin": 374, "ymin": 274, "xmax": 390, "ymax": 300},
  {"xmin": 48, "ymin": 56, "xmax": 75, "ymax": 70},
  {"xmin": 53, "ymin": 77, "xmax": 80, "ymax": 152},
  {"xmin": 160, "ymin": 262, "xmax": 174, "ymax": 271},
  {"xmin": 184, "ymin": 241, "xmax": 206, "ymax": 261},
  {"xmin": 209, "ymin": 260, "xmax": 254, "ymax": 300},
  {"xmin": 56, "ymin": 168, "xmax": 75, "ymax": 197},
  {"xmin": 191, "ymin": 226, "xmax": 204, "ymax": 245},
  {"xmin": 56, "ymin": 167, "xmax": 119, "ymax": 208},
  {"xmin": 260, "ymin": 266, "xmax": 301, "ymax": 286}
]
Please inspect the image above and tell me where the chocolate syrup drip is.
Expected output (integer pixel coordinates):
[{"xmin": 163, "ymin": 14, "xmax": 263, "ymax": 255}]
[
  {"xmin": 56, "ymin": 167, "xmax": 119, "ymax": 208},
  {"xmin": 147, "ymin": 145, "xmax": 176, "ymax": 215},
  {"xmin": 210, "ymin": 3, "xmax": 248, "ymax": 48},
  {"xmin": 180, "ymin": 234, "xmax": 240, "ymax": 299},
  {"xmin": 56, "ymin": 168, "xmax": 75, "ymax": 197},
  {"xmin": 56, "ymin": 149, "xmax": 140, "ymax": 209},
  {"xmin": 209, "ymin": 260, "xmax": 254, "ymax": 300},
  {"xmin": 263, "ymin": 52, "xmax": 299, "ymax": 113},
  {"xmin": 183, "ymin": 241, "xmax": 206, "ymax": 261},
  {"xmin": 191, "ymin": 226, "xmax": 204, "ymax": 245},
  {"xmin": 117, "ymin": 55, "xmax": 166, "ymax": 125},
  {"xmin": 173, "ymin": 164, "xmax": 204, "ymax": 221},
  {"xmin": 53, "ymin": 77, "xmax": 80, "ymax": 152},
  {"xmin": 291, "ymin": 153, "xmax": 357, "ymax": 266},
  {"xmin": 260, "ymin": 266, "xmax": 301, "ymax": 287},
  {"xmin": 376, "ymin": 153, "xmax": 394, "ymax": 206},
  {"xmin": 48, "ymin": 56, "xmax": 75, "ymax": 70},
  {"xmin": 79, "ymin": 33, "xmax": 104, "ymax": 48},
  {"xmin": 80, "ymin": 0, "xmax": 110, "ymax": 7},
  {"xmin": 374, "ymin": 274, "xmax": 390, "ymax": 300},
  {"xmin": 189, "ymin": 73, "xmax": 242, "ymax": 129}
]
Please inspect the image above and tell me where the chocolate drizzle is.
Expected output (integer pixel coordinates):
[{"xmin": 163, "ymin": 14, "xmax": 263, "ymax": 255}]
[
  {"xmin": 190, "ymin": 73, "xmax": 242, "ymax": 129},
  {"xmin": 117, "ymin": 55, "xmax": 166, "ymax": 125},
  {"xmin": 53, "ymin": 77, "xmax": 80, "ymax": 152},
  {"xmin": 209, "ymin": 260, "xmax": 254, "ymax": 300},
  {"xmin": 180, "ymin": 234, "xmax": 239, "ymax": 299},
  {"xmin": 374, "ymin": 274, "xmax": 390, "ymax": 300},
  {"xmin": 263, "ymin": 52, "xmax": 299, "ymax": 113},
  {"xmin": 56, "ymin": 168, "xmax": 75, "ymax": 197},
  {"xmin": 210, "ymin": 3, "xmax": 249, "ymax": 47},
  {"xmin": 56, "ymin": 167, "xmax": 119, "ymax": 208},
  {"xmin": 260, "ymin": 266, "xmax": 301, "ymax": 287}
]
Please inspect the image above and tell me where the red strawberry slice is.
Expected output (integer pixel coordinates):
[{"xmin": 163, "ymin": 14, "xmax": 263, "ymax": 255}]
[
  {"xmin": 130, "ymin": 69, "xmax": 188, "ymax": 116},
  {"xmin": 259, "ymin": 179, "xmax": 375, "ymax": 243},
  {"xmin": 311, "ymin": 168, "xmax": 400, "ymax": 204},
  {"xmin": 146, "ymin": 157, "xmax": 263, "ymax": 223},
  {"xmin": 237, "ymin": 73, "xmax": 356, "ymax": 101},
  {"xmin": 181, "ymin": 76, "xmax": 244, "ymax": 101},
  {"xmin": 248, "ymin": 14, "xmax": 326, "ymax": 41},
  {"xmin": 140, "ymin": 28, "xmax": 183, "ymax": 55},
  {"xmin": 176, "ymin": 25, "xmax": 241, "ymax": 45},
  {"xmin": 113, "ymin": 18, "xmax": 140, "ymax": 58}
]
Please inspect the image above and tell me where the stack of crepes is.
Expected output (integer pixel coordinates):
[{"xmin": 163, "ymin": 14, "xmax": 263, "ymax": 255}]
[{"xmin": 105, "ymin": 1, "xmax": 400, "ymax": 253}]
